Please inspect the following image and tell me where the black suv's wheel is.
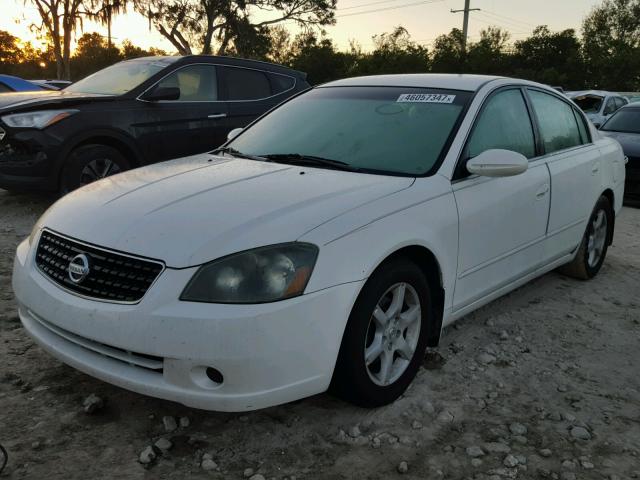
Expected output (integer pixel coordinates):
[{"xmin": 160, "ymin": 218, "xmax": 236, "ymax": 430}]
[
  {"xmin": 331, "ymin": 258, "xmax": 432, "ymax": 407},
  {"xmin": 60, "ymin": 144, "xmax": 130, "ymax": 195},
  {"xmin": 558, "ymin": 195, "xmax": 613, "ymax": 280}
]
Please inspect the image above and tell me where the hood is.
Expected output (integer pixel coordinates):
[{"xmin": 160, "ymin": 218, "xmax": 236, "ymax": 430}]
[
  {"xmin": 600, "ymin": 130, "xmax": 640, "ymax": 158},
  {"xmin": 0, "ymin": 90, "xmax": 114, "ymax": 113},
  {"xmin": 40, "ymin": 154, "xmax": 414, "ymax": 267}
]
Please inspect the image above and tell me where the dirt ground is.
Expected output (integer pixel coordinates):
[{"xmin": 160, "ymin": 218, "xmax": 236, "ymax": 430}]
[{"xmin": 0, "ymin": 188, "xmax": 639, "ymax": 480}]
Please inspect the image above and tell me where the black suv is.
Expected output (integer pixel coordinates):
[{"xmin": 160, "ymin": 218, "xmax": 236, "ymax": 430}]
[{"xmin": 0, "ymin": 56, "xmax": 309, "ymax": 193}]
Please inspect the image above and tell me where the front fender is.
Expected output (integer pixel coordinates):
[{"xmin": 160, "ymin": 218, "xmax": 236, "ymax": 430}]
[{"xmin": 300, "ymin": 176, "xmax": 458, "ymax": 314}]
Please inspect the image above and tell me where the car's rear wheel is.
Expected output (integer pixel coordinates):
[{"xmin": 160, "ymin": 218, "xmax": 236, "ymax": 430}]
[
  {"xmin": 331, "ymin": 258, "xmax": 432, "ymax": 407},
  {"xmin": 60, "ymin": 144, "xmax": 130, "ymax": 195},
  {"xmin": 558, "ymin": 195, "xmax": 613, "ymax": 280}
]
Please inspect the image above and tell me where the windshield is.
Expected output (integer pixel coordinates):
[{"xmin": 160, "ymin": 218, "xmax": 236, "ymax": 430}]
[
  {"xmin": 66, "ymin": 57, "xmax": 178, "ymax": 95},
  {"xmin": 572, "ymin": 94, "xmax": 604, "ymax": 114},
  {"xmin": 601, "ymin": 108, "xmax": 640, "ymax": 134},
  {"xmin": 229, "ymin": 86, "xmax": 471, "ymax": 176}
]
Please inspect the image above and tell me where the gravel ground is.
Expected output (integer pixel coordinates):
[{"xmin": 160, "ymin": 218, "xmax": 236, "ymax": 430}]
[{"xmin": 1, "ymin": 189, "xmax": 639, "ymax": 480}]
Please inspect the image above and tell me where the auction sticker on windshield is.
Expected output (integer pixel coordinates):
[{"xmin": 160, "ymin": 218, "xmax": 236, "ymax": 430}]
[{"xmin": 397, "ymin": 93, "xmax": 456, "ymax": 103}]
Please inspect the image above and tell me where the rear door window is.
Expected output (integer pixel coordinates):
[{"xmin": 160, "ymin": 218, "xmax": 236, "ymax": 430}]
[
  {"xmin": 223, "ymin": 67, "xmax": 272, "ymax": 100},
  {"xmin": 465, "ymin": 88, "xmax": 536, "ymax": 160},
  {"xmin": 528, "ymin": 90, "xmax": 584, "ymax": 154}
]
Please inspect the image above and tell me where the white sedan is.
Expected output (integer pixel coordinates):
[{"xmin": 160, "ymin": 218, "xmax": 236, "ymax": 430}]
[{"xmin": 12, "ymin": 74, "xmax": 625, "ymax": 411}]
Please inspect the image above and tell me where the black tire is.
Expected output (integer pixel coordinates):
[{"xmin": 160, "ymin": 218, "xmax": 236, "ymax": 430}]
[
  {"xmin": 330, "ymin": 258, "xmax": 432, "ymax": 408},
  {"xmin": 558, "ymin": 195, "xmax": 613, "ymax": 280},
  {"xmin": 59, "ymin": 144, "xmax": 130, "ymax": 195}
]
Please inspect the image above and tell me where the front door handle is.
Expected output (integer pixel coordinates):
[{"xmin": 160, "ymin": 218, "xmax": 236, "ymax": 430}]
[
  {"xmin": 536, "ymin": 183, "xmax": 550, "ymax": 199},
  {"xmin": 208, "ymin": 113, "xmax": 227, "ymax": 119}
]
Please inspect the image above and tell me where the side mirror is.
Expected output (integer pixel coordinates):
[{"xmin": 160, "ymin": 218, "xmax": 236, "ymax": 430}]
[
  {"xmin": 227, "ymin": 128, "xmax": 243, "ymax": 142},
  {"xmin": 142, "ymin": 86, "xmax": 180, "ymax": 102},
  {"xmin": 466, "ymin": 149, "xmax": 528, "ymax": 177}
]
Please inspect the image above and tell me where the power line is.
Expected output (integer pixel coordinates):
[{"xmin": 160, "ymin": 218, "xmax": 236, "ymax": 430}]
[
  {"xmin": 337, "ymin": 0, "xmax": 445, "ymax": 18},
  {"xmin": 338, "ymin": 0, "xmax": 400, "ymax": 11},
  {"xmin": 480, "ymin": 9, "xmax": 537, "ymax": 28}
]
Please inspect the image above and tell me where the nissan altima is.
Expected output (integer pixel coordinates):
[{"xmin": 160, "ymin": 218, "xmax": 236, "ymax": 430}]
[{"xmin": 13, "ymin": 74, "xmax": 626, "ymax": 411}]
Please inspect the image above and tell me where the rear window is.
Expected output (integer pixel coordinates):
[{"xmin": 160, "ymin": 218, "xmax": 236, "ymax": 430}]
[
  {"xmin": 572, "ymin": 94, "xmax": 604, "ymax": 114},
  {"xmin": 530, "ymin": 90, "xmax": 584, "ymax": 153},
  {"xmin": 224, "ymin": 67, "xmax": 271, "ymax": 100},
  {"xmin": 229, "ymin": 86, "xmax": 472, "ymax": 176}
]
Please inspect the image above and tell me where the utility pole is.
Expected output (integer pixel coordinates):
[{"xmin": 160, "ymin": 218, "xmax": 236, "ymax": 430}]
[{"xmin": 451, "ymin": 0, "xmax": 481, "ymax": 50}]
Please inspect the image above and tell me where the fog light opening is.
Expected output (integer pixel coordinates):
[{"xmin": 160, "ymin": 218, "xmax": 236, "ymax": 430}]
[{"xmin": 205, "ymin": 367, "xmax": 224, "ymax": 385}]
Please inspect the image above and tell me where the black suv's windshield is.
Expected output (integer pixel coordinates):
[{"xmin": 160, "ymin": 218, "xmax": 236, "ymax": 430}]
[
  {"xmin": 229, "ymin": 86, "xmax": 471, "ymax": 176},
  {"xmin": 66, "ymin": 57, "xmax": 178, "ymax": 95},
  {"xmin": 601, "ymin": 108, "xmax": 640, "ymax": 134}
]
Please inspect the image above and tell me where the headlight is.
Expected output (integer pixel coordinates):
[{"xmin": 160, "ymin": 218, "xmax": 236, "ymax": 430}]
[
  {"xmin": 181, "ymin": 243, "xmax": 319, "ymax": 304},
  {"xmin": 1, "ymin": 109, "xmax": 78, "ymax": 129}
]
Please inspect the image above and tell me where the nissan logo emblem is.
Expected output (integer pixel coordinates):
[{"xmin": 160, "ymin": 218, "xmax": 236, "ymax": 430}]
[{"xmin": 68, "ymin": 253, "xmax": 91, "ymax": 284}]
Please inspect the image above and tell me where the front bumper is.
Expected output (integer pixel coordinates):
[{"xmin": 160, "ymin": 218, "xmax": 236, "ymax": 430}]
[
  {"xmin": 0, "ymin": 126, "xmax": 60, "ymax": 191},
  {"xmin": 13, "ymin": 239, "xmax": 363, "ymax": 411}
]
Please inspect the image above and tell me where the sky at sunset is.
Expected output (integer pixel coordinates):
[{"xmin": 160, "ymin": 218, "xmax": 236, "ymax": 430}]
[{"xmin": 0, "ymin": 0, "xmax": 603, "ymax": 53}]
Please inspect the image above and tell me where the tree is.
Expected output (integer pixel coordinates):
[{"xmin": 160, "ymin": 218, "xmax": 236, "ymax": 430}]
[
  {"xmin": 0, "ymin": 31, "xmax": 23, "ymax": 67},
  {"xmin": 358, "ymin": 26, "xmax": 429, "ymax": 75},
  {"xmin": 512, "ymin": 26, "xmax": 584, "ymax": 89},
  {"xmin": 87, "ymin": 0, "xmax": 128, "ymax": 48},
  {"xmin": 134, "ymin": 0, "xmax": 336, "ymax": 56},
  {"xmin": 430, "ymin": 28, "xmax": 466, "ymax": 73},
  {"xmin": 71, "ymin": 32, "xmax": 121, "ymax": 79},
  {"xmin": 582, "ymin": 0, "xmax": 640, "ymax": 90},
  {"xmin": 26, "ymin": 0, "xmax": 87, "ymax": 79},
  {"xmin": 466, "ymin": 26, "xmax": 510, "ymax": 75}
]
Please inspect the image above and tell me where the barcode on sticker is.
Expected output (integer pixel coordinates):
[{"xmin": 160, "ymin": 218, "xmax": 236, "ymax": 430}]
[{"xmin": 397, "ymin": 93, "xmax": 456, "ymax": 104}]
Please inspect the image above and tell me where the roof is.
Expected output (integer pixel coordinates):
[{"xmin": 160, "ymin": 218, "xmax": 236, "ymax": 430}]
[
  {"xmin": 321, "ymin": 74, "xmax": 506, "ymax": 92},
  {"xmin": 0, "ymin": 74, "xmax": 43, "ymax": 92},
  {"xmin": 567, "ymin": 90, "xmax": 616, "ymax": 98}
]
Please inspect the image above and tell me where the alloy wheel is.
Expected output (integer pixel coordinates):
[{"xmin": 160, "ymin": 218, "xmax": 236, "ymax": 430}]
[
  {"xmin": 80, "ymin": 158, "xmax": 121, "ymax": 186},
  {"xmin": 364, "ymin": 282, "xmax": 422, "ymax": 386},
  {"xmin": 587, "ymin": 209, "xmax": 607, "ymax": 268}
]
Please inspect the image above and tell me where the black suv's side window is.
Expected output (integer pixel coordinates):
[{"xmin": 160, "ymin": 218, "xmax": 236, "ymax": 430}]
[
  {"xmin": 0, "ymin": 83, "xmax": 12, "ymax": 93},
  {"xmin": 528, "ymin": 90, "xmax": 583, "ymax": 154},
  {"xmin": 465, "ymin": 89, "xmax": 536, "ymax": 160},
  {"xmin": 224, "ymin": 67, "xmax": 272, "ymax": 100},
  {"xmin": 270, "ymin": 74, "xmax": 295, "ymax": 94},
  {"xmin": 156, "ymin": 65, "xmax": 218, "ymax": 101}
]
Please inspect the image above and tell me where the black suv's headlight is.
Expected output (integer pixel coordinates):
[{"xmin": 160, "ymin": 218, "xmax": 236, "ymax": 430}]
[{"xmin": 180, "ymin": 243, "xmax": 319, "ymax": 304}]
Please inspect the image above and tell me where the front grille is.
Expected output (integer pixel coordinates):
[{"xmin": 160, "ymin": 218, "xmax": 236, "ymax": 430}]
[
  {"xmin": 35, "ymin": 230, "xmax": 164, "ymax": 303},
  {"xmin": 29, "ymin": 309, "xmax": 163, "ymax": 373}
]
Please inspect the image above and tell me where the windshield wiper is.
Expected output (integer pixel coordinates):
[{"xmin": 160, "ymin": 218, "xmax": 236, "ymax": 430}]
[
  {"xmin": 261, "ymin": 153, "xmax": 360, "ymax": 172},
  {"xmin": 213, "ymin": 146, "xmax": 266, "ymax": 161}
]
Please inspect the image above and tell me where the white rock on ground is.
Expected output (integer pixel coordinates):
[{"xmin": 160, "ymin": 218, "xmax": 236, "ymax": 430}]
[
  {"xmin": 82, "ymin": 394, "xmax": 104, "ymax": 414},
  {"xmin": 249, "ymin": 475, "xmax": 266, "ymax": 480},
  {"xmin": 503, "ymin": 454, "xmax": 519, "ymax": 467},
  {"xmin": 397, "ymin": 461, "xmax": 409, "ymax": 473},
  {"xmin": 179, "ymin": 416, "xmax": 190, "ymax": 428},
  {"xmin": 570, "ymin": 426, "xmax": 591, "ymax": 440},
  {"xmin": 154, "ymin": 437, "xmax": 172, "ymax": 452},
  {"xmin": 243, "ymin": 467, "xmax": 255, "ymax": 478},
  {"xmin": 162, "ymin": 416, "xmax": 178, "ymax": 432},
  {"xmin": 466, "ymin": 446, "xmax": 485, "ymax": 457},
  {"xmin": 139, "ymin": 446, "xmax": 156, "ymax": 465},
  {"xmin": 509, "ymin": 422, "xmax": 527, "ymax": 435}
]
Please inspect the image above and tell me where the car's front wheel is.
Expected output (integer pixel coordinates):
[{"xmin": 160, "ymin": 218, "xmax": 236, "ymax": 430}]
[
  {"xmin": 59, "ymin": 144, "xmax": 130, "ymax": 195},
  {"xmin": 559, "ymin": 195, "xmax": 613, "ymax": 280},
  {"xmin": 331, "ymin": 258, "xmax": 432, "ymax": 407}
]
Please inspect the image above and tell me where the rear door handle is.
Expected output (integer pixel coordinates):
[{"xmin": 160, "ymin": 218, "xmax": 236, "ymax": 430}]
[
  {"xmin": 592, "ymin": 161, "xmax": 600, "ymax": 174},
  {"xmin": 208, "ymin": 113, "xmax": 227, "ymax": 119},
  {"xmin": 536, "ymin": 183, "xmax": 550, "ymax": 199}
]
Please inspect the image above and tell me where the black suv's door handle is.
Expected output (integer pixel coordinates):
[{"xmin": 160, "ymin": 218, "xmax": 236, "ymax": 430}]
[{"xmin": 208, "ymin": 113, "xmax": 227, "ymax": 119}]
